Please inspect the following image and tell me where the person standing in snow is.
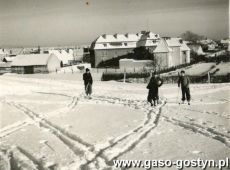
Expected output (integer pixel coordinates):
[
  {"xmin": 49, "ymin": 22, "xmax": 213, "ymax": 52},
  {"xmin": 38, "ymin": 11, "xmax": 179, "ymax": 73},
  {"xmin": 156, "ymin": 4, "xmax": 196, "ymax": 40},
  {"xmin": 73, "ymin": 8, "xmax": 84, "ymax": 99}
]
[
  {"xmin": 147, "ymin": 72, "xmax": 163, "ymax": 106},
  {"xmin": 178, "ymin": 70, "xmax": 191, "ymax": 105},
  {"xmin": 83, "ymin": 68, "xmax": 93, "ymax": 98}
]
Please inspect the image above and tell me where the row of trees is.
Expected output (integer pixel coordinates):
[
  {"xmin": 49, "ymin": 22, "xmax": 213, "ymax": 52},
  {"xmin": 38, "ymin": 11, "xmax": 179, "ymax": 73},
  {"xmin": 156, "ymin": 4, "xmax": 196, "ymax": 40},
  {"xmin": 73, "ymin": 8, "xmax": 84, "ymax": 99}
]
[{"xmin": 181, "ymin": 31, "xmax": 206, "ymax": 42}]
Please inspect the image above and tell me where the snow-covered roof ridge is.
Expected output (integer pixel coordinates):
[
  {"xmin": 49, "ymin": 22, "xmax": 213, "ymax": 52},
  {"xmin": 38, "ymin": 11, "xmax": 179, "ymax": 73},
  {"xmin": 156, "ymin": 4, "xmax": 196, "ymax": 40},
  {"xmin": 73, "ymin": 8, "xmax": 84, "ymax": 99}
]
[
  {"xmin": 180, "ymin": 41, "xmax": 190, "ymax": 51},
  {"xmin": 48, "ymin": 49, "xmax": 73, "ymax": 65},
  {"xmin": 165, "ymin": 38, "xmax": 182, "ymax": 47},
  {"xmin": 11, "ymin": 54, "xmax": 57, "ymax": 66},
  {"xmin": 153, "ymin": 39, "xmax": 172, "ymax": 53},
  {"xmin": 93, "ymin": 31, "xmax": 160, "ymax": 50},
  {"xmin": 3, "ymin": 56, "xmax": 16, "ymax": 62}
]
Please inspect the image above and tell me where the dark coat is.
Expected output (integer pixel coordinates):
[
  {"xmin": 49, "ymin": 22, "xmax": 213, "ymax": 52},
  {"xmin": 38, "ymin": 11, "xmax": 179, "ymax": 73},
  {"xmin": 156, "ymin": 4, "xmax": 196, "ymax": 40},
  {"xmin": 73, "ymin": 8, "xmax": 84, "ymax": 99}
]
[
  {"xmin": 178, "ymin": 76, "xmax": 190, "ymax": 88},
  {"xmin": 147, "ymin": 77, "xmax": 163, "ymax": 101},
  {"xmin": 83, "ymin": 72, "xmax": 93, "ymax": 86}
]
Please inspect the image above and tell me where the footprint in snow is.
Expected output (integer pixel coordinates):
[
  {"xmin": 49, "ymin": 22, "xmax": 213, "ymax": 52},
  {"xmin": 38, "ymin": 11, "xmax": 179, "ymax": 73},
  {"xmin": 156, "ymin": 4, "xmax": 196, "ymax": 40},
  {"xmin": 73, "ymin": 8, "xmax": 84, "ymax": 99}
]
[{"xmin": 191, "ymin": 150, "xmax": 202, "ymax": 154}]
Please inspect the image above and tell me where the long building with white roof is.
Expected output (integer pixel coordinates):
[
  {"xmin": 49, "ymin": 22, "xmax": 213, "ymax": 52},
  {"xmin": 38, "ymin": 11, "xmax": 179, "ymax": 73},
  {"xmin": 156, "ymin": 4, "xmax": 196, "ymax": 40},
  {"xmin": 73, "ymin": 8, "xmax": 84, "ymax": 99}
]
[
  {"xmin": 90, "ymin": 31, "xmax": 160, "ymax": 67},
  {"xmin": 90, "ymin": 31, "xmax": 190, "ymax": 68}
]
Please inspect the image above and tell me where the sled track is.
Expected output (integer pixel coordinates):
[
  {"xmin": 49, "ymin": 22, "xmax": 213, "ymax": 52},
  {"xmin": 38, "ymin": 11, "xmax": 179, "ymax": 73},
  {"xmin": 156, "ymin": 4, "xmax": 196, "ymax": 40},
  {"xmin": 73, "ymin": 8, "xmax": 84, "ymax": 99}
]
[{"xmin": 162, "ymin": 107, "xmax": 230, "ymax": 148}]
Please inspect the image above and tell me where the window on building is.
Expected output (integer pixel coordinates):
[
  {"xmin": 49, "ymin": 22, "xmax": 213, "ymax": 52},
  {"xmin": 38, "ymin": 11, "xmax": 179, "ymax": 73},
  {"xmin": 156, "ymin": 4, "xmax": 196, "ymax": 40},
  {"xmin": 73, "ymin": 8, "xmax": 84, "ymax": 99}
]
[
  {"xmin": 124, "ymin": 43, "xmax": 127, "ymax": 46},
  {"xmin": 103, "ymin": 44, "xmax": 107, "ymax": 47},
  {"xmin": 110, "ymin": 42, "xmax": 122, "ymax": 46}
]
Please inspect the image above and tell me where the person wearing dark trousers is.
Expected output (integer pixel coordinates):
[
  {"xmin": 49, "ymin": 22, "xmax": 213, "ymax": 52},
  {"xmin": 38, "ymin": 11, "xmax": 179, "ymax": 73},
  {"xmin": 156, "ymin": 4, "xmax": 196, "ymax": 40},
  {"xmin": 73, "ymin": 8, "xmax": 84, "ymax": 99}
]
[
  {"xmin": 178, "ymin": 70, "xmax": 191, "ymax": 105},
  {"xmin": 147, "ymin": 73, "xmax": 163, "ymax": 106},
  {"xmin": 83, "ymin": 68, "xmax": 93, "ymax": 98}
]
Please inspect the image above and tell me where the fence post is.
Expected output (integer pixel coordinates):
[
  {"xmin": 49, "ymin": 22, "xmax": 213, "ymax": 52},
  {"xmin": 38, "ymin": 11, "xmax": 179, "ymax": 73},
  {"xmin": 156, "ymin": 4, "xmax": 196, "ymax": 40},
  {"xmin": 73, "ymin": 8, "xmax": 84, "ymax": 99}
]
[
  {"xmin": 124, "ymin": 68, "xmax": 126, "ymax": 83},
  {"xmin": 208, "ymin": 72, "xmax": 211, "ymax": 83}
]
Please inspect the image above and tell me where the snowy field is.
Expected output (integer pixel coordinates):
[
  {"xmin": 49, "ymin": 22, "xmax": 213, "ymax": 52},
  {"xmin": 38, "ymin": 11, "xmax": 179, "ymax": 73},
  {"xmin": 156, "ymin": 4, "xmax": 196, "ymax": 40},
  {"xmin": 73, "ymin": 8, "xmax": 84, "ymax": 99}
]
[{"xmin": 0, "ymin": 74, "xmax": 230, "ymax": 170}]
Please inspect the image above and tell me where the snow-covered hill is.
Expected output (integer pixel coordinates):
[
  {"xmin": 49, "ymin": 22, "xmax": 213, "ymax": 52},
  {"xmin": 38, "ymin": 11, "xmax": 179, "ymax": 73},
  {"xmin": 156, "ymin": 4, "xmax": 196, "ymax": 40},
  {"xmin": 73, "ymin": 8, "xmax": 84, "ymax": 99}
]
[{"xmin": 0, "ymin": 75, "xmax": 229, "ymax": 170}]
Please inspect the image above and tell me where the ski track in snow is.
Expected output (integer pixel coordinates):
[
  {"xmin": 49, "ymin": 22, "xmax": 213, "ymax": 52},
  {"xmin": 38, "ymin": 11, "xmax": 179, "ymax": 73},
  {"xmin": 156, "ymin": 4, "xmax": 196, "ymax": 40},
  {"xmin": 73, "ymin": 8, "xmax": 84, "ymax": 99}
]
[
  {"xmin": 2, "ymin": 99, "xmax": 109, "ymax": 169},
  {"xmin": 0, "ymin": 94, "xmax": 78, "ymax": 139},
  {"xmin": 161, "ymin": 107, "xmax": 230, "ymax": 148},
  {"xmin": 181, "ymin": 107, "xmax": 230, "ymax": 120},
  {"xmin": 75, "ymin": 95, "xmax": 166, "ymax": 169},
  {"xmin": 0, "ymin": 118, "xmax": 32, "ymax": 138}
]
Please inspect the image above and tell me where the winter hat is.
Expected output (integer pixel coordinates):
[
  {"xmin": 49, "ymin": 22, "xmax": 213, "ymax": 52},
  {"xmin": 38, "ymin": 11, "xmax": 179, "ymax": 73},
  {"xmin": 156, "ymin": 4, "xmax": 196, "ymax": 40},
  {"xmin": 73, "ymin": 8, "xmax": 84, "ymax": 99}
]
[{"xmin": 86, "ymin": 68, "xmax": 90, "ymax": 72}]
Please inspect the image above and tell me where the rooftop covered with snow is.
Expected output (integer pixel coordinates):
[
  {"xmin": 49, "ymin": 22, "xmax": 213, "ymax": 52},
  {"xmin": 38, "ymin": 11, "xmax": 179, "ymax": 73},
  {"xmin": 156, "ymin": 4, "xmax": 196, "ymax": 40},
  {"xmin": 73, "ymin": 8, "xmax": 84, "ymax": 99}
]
[{"xmin": 11, "ymin": 54, "xmax": 58, "ymax": 66}]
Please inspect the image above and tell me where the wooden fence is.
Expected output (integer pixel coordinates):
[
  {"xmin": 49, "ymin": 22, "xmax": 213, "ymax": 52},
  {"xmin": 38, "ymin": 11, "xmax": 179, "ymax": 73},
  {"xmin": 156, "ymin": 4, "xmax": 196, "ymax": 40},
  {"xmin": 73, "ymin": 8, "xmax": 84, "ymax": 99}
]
[{"xmin": 101, "ymin": 72, "xmax": 230, "ymax": 83}]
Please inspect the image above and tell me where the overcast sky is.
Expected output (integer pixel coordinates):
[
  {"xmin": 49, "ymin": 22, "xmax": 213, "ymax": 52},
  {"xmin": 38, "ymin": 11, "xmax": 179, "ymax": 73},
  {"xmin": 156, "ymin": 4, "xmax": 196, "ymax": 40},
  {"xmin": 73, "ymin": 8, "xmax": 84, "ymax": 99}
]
[{"xmin": 0, "ymin": 0, "xmax": 229, "ymax": 47}]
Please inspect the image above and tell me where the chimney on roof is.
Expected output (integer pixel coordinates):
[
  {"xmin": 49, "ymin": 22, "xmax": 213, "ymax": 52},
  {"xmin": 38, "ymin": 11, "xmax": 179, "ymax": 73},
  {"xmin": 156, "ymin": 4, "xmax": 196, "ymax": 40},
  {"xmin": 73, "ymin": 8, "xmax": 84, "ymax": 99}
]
[
  {"xmin": 162, "ymin": 37, "xmax": 171, "ymax": 40},
  {"xmin": 141, "ymin": 31, "xmax": 146, "ymax": 34},
  {"xmin": 125, "ymin": 33, "xmax": 129, "ymax": 38},
  {"xmin": 102, "ymin": 34, "xmax": 106, "ymax": 39},
  {"xmin": 179, "ymin": 39, "xmax": 183, "ymax": 44},
  {"xmin": 114, "ymin": 34, "xmax": 118, "ymax": 39}
]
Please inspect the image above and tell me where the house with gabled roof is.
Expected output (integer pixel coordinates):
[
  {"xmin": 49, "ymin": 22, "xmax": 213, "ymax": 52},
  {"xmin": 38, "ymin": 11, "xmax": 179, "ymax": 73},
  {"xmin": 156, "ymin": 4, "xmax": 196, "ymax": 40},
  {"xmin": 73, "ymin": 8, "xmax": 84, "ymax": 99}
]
[
  {"xmin": 2, "ymin": 56, "xmax": 16, "ymax": 63},
  {"xmin": 11, "ymin": 54, "xmax": 61, "ymax": 74},
  {"xmin": 187, "ymin": 44, "xmax": 205, "ymax": 55},
  {"xmin": 90, "ymin": 31, "xmax": 160, "ymax": 67},
  {"xmin": 48, "ymin": 50, "xmax": 74, "ymax": 66},
  {"xmin": 153, "ymin": 38, "xmax": 190, "ymax": 69},
  {"xmin": 0, "ymin": 49, "xmax": 9, "ymax": 61}
]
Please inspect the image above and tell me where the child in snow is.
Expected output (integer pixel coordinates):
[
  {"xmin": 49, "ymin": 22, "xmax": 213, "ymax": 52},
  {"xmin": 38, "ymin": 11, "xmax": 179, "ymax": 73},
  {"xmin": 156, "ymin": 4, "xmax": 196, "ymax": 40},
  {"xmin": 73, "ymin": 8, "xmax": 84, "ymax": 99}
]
[
  {"xmin": 83, "ymin": 68, "xmax": 93, "ymax": 98},
  {"xmin": 178, "ymin": 70, "xmax": 191, "ymax": 105},
  {"xmin": 147, "ymin": 72, "xmax": 163, "ymax": 106}
]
